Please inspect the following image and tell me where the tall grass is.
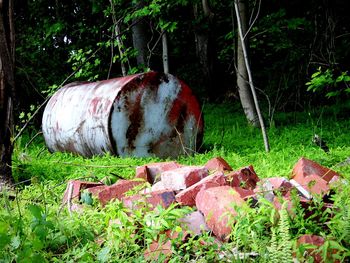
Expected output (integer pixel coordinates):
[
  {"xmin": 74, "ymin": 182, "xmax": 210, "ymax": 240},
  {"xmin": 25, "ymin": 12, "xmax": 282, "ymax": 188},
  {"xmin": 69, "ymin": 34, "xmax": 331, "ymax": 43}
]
[{"xmin": 1, "ymin": 103, "xmax": 349, "ymax": 262}]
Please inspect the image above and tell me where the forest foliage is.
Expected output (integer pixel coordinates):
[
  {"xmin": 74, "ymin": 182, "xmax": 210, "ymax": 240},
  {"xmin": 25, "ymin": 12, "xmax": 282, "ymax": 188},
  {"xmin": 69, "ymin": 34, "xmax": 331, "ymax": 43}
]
[
  {"xmin": 14, "ymin": 0, "xmax": 350, "ymax": 119},
  {"xmin": 1, "ymin": 0, "xmax": 350, "ymax": 261}
]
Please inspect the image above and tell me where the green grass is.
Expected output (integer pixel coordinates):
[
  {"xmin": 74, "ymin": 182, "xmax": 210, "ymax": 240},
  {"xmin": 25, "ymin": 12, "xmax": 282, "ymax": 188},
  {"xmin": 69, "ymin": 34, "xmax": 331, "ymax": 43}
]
[{"xmin": 1, "ymin": 103, "xmax": 350, "ymax": 262}]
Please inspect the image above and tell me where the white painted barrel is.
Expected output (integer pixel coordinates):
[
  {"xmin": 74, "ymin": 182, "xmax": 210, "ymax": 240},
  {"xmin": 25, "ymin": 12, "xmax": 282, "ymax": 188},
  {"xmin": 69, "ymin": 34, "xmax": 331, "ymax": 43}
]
[{"xmin": 42, "ymin": 71, "xmax": 204, "ymax": 158}]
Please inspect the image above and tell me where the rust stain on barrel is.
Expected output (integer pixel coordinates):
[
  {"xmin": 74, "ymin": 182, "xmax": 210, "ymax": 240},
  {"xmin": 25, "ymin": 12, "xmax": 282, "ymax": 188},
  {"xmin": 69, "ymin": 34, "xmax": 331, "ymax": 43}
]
[{"xmin": 126, "ymin": 93, "xmax": 143, "ymax": 150}]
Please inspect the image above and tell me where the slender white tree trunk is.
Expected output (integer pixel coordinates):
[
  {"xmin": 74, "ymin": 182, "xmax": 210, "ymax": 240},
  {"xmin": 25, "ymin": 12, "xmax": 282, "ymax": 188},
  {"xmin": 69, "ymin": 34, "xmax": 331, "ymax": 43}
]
[
  {"xmin": 162, "ymin": 32, "xmax": 169, "ymax": 74},
  {"xmin": 235, "ymin": 0, "xmax": 259, "ymax": 127},
  {"xmin": 115, "ymin": 24, "xmax": 127, "ymax": 76},
  {"xmin": 234, "ymin": 0, "xmax": 270, "ymax": 152}
]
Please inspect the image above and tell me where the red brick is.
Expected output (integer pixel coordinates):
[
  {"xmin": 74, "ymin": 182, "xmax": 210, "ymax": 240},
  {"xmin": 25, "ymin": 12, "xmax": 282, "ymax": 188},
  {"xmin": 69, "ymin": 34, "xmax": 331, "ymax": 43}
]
[
  {"xmin": 329, "ymin": 175, "xmax": 340, "ymax": 185},
  {"xmin": 136, "ymin": 161, "xmax": 182, "ymax": 184},
  {"xmin": 231, "ymin": 187, "xmax": 255, "ymax": 200},
  {"xmin": 255, "ymin": 177, "xmax": 293, "ymax": 200},
  {"xmin": 272, "ymin": 195, "xmax": 297, "ymax": 215},
  {"xmin": 175, "ymin": 171, "xmax": 226, "ymax": 206},
  {"xmin": 205, "ymin": 157, "xmax": 233, "ymax": 172},
  {"xmin": 122, "ymin": 190, "xmax": 176, "ymax": 210},
  {"xmin": 268, "ymin": 177, "xmax": 293, "ymax": 194},
  {"xmin": 296, "ymin": 174, "xmax": 329, "ymax": 196},
  {"xmin": 272, "ymin": 194, "xmax": 315, "ymax": 219},
  {"xmin": 70, "ymin": 203, "xmax": 85, "ymax": 213},
  {"xmin": 144, "ymin": 230, "xmax": 190, "ymax": 261},
  {"xmin": 135, "ymin": 165, "xmax": 150, "ymax": 182},
  {"xmin": 297, "ymin": 235, "xmax": 325, "ymax": 263},
  {"xmin": 225, "ymin": 165, "xmax": 260, "ymax": 190},
  {"xmin": 298, "ymin": 234, "xmax": 340, "ymax": 262},
  {"xmin": 151, "ymin": 181, "xmax": 168, "ymax": 192},
  {"xmin": 144, "ymin": 240, "xmax": 172, "ymax": 262},
  {"xmin": 62, "ymin": 180, "xmax": 103, "ymax": 203},
  {"xmin": 178, "ymin": 211, "xmax": 210, "ymax": 235},
  {"xmin": 164, "ymin": 229, "xmax": 190, "ymax": 241},
  {"xmin": 196, "ymin": 186, "xmax": 245, "ymax": 241},
  {"xmin": 97, "ymin": 180, "xmax": 141, "ymax": 206},
  {"xmin": 292, "ymin": 157, "xmax": 339, "ymax": 183},
  {"xmin": 161, "ymin": 166, "xmax": 208, "ymax": 191},
  {"xmin": 87, "ymin": 185, "xmax": 106, "ymax": 196}
]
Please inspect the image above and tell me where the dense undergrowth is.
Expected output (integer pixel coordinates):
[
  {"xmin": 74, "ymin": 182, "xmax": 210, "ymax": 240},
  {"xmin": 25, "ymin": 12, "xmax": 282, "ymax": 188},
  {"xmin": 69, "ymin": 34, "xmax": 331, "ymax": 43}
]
[{"xmin": 1, "ymin": 103, "xmax": 350, "ymax": 262}]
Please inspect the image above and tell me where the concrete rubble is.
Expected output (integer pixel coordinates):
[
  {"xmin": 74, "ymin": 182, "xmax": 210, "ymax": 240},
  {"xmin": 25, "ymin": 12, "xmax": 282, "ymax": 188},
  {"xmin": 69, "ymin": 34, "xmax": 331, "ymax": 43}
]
[{"xmin": 62, "ymin": 156, "xmax": 342, "ymax": 261}]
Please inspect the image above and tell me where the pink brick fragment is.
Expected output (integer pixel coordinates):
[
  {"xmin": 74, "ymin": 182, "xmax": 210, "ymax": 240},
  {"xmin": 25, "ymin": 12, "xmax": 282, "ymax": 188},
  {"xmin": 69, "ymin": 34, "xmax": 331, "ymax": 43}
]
[
  {"xmin": 175, "ymin": 171, "xmax": 226, "ymax": 206},
  {"xmin": 63, "ymin": 180, "xmax": 103, "ymax": 203},
  {"xmin": 226, "ymin": 165, "xmax": 260, "ymax": 190},
  {"xmin": 196, "ymin": 186, "xmax": 245, "ymax": 241},
  {"xmin": 122, "ymin": 190, "xmax": 175, "ymax": 210},
  {"xmin": 96, "ymin": 180, "xmax": 141, "ymax": 206},
  {"xmin": 292, "ymin": 157, "xmax": 339, "ymax": 183},
  {"xmin": 161, "ymin": 166, "xmax": 208, "ymax": 191},
  {"xmin": 205, "ymin": 157, "xmax": 233, "ymax": 172},
  {"xmin": 179, "ymin": 211, "xmax": 210, "ymax": 235},
  {"xmin": 135, "ymin": 161, "xmax": 182, "ymax": 184}
]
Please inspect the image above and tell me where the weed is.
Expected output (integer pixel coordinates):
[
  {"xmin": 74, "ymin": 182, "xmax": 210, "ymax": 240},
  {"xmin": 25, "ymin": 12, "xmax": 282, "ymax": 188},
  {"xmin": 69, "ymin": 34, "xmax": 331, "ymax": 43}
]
[{"xmin": 2, "ymin": 103, "xmax": 349, "ymax": 261}]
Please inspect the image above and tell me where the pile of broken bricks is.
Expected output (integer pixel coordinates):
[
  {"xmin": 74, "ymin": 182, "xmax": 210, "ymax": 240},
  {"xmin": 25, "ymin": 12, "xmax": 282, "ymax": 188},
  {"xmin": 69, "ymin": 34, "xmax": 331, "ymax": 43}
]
[{"xmin": 62, "ymin": 157, "xmax": 343, "ymax": 261}]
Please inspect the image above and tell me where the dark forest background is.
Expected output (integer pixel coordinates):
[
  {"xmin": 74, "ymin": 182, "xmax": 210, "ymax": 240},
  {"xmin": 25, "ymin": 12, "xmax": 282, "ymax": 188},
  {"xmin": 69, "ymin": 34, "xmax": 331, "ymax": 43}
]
[{"xmin": 14, "ymin": 0, "xmax": 350, "ymax": 118}]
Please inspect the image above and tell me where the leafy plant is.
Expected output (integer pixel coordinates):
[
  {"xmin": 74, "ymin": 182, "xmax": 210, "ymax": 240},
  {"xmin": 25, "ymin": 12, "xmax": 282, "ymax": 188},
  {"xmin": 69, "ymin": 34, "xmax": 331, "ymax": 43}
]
[
  {"xmin": 6, "ymin": 103, "xmax": 350, "ymax": 261},
  {"xmin": 306, "ymin": 67, "xmax": 350, "ymax": 98},
  {"xmin": 267, "ymin": 202, "xmax": 293, "ymax": 263}
]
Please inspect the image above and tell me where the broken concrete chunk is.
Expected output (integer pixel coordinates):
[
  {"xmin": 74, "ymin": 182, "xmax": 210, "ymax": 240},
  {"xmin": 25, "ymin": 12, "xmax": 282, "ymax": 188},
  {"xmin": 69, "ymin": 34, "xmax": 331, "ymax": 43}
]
[
  {"xmin": 161, "ymin": 166, "xmax": 208, "ymax": 191},
  {"xmin": 266, "ymin": 177, "xmax": 293, "ymax": 194}
]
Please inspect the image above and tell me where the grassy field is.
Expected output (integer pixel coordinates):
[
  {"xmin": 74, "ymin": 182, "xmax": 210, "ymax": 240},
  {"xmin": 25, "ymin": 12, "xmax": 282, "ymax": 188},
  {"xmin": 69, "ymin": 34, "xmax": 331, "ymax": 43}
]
[{"xmin": 1, "ymin": 103, "xmax": 350, "ymax": 262}]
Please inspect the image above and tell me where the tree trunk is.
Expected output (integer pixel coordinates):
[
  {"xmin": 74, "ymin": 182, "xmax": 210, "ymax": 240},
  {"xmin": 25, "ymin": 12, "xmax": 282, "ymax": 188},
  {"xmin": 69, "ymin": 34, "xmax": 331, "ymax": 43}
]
[
  {"xmin": 235, "ymin": 0, "xmax": 259, "ymax": 127},
  {"xmin": 131, "ymin": 1, "xmax": 148, "ymax": 66},
  {"xmin": 115, "ymin": 24, "xmax": 127, "ymax": 76},
  {"xmin": 162, "ymin": 32, "xmax": 169, "ymax": 74},
  {"xmin": 0, "ymin": 0, "xmax": 15, "ymax": 188},
  {"xmin": 194, "ymin": 0, "xmax": 214, "ymax": 100},
  {"xmin": 234, "ymin": 0, "xmax": 270, "ymax": 152}
]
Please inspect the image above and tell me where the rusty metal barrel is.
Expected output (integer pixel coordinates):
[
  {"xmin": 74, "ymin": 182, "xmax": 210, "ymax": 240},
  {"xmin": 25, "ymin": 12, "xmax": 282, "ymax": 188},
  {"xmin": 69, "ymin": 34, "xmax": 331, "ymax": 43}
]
[{"xmin": 42, "ymin": 71, "xmax": 204, "ymax": 158}]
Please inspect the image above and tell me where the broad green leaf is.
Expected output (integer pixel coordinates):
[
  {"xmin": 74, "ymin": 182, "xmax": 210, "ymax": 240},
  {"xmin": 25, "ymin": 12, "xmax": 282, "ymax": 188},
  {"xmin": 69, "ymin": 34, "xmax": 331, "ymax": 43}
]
[
  {"xmin": 10, "ymin": 235, "xmax": 21, "ymax": 249},
  {"xmin": 97, "ymin": 246, "xmax": 111, "ymax": 263},
  {"xmin": 27, "ymin": 204, "xmax": 42, "ymax": 219},
  {"xmin": 0, "ymin": 233, "xmax": 10, "ymax": 250},
  {"xmin": 81, "ymin": 191, "xmax": 93, "ymax": 205}
]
